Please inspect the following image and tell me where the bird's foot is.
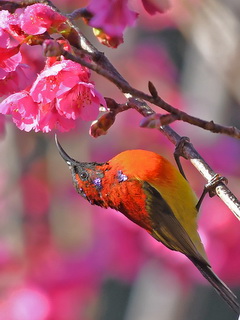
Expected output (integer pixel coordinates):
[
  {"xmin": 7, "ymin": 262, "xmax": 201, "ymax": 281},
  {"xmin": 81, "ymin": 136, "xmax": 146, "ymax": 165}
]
[
  {"xmin": 174, "ymin": 136, "xmax": 191, "ymax": 180},
  {"xmin": 196, "ymin": 174, "xmax": 228, "ymax": 211}
]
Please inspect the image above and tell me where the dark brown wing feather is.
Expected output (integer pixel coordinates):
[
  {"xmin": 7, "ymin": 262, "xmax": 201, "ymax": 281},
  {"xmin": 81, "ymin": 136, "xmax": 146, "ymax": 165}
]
[{"xmin": 142, "ymin": 181, "xmax": 207, "ymax": 264}]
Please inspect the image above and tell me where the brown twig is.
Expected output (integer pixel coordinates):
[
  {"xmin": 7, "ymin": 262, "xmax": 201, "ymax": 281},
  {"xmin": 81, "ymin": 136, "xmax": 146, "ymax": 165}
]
[
  {"xmin": 67, "ymin": 8, "xmax": 93, "ymax": 21},
  {"xmin": 62, "ymin": 50, "xmax": 240, "ymax": 139}
]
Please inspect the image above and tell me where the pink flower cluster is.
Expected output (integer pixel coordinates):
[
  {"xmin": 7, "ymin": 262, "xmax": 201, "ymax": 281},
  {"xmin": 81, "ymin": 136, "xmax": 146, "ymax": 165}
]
[
  {"xmin": 0, "ymin": 4, "xmax": 106, "ymax": 133},
  {"xmin": 0, "ymin": 11, "xmax": 33, "ymax": 97},
  {"xmin": 1, "ymin": 59, "xmax": 106, "ymax": 132},
  {"xmin": 0, "ymin": 0, "xmax": 170, "ymax": 133}
]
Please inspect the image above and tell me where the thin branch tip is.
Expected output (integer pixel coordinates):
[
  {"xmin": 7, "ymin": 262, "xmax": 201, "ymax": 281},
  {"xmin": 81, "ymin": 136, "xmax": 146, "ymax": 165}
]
[{"xmin": 148, "ymin": 81, "xmax": 159, "ymax": 98}]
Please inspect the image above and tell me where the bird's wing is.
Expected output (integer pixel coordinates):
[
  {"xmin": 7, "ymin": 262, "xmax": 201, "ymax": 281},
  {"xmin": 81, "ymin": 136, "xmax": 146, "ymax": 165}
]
[{"xmin": 142, "ymin": 181, "xmax": 209, "ymax": 265}]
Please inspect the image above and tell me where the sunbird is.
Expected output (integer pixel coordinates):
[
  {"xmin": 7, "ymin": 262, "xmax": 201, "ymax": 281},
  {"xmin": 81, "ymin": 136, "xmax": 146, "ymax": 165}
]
[{"xmin": 55, "ymin": 136, "xmax": 239, "ymax": 313}]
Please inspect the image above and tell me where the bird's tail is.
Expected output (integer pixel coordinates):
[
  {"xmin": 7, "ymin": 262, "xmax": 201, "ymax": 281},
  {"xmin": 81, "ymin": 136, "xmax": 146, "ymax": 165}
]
[{"xmin": 189, "ymin": 256, "xmax": 239, "ymax": 314}]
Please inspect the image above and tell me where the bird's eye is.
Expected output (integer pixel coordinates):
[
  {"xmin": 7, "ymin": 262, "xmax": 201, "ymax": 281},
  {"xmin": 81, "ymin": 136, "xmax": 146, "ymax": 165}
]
[{"xmin": 80, "ymin": 171, "xmax": 88, "ymax": 181}]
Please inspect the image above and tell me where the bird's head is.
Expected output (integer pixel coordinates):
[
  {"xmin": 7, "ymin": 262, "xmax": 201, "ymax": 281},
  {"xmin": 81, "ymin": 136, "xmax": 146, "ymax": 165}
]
[{"xmin": 55, "ymin": 135, "xmax": 105, "ymax": 205}]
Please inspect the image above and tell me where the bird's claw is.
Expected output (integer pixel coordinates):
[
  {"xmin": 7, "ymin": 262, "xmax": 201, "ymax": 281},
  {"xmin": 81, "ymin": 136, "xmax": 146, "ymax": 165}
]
[
  {"xmin": 174, "ymin": 136, "xmax": 191, "ymax": 180},
  {"xmin": 196, "ymin": 173, "xmax": 228, "ymax": 211},
  {"xmin": 205, "ymin": 173, "xmax": 228, "ymax": 198}
]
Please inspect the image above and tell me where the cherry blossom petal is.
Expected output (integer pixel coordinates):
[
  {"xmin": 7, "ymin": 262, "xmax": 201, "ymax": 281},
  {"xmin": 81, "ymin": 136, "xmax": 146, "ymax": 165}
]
[
  {"xmin": 0, "ymin": 91, "xmax": 38, "ymax": 131},
  {"xmin": 56, "ymin": 82, "xmax": 106, "ymax": 121},
  {"xmin": 37, "ymin": 103, "xmax": 76, "ymax": 132},
  {"xmin": 0, "ymin": 50, "xmax": 21, "ymax": 73},
  {"xmin": 30, "ymin": 61, "xmax": 85, "ymax": 103},
  {"xmin": 0, "ymin": 29, "xmax": 10, "ymax": 47},
  {"xmin": 0, "ymin": 10, "xmax": 12, "ymax": 29},
  {"xmin": 20, "ymin": 4, "xmax": 66, "ymax": 35},
  {"xmin": 87, "ymin": 0, "xmax": 138, "ymax": 37},
  {"xmin": 0, "ymin": 64, "xmax": 35, "ymax": 97}
]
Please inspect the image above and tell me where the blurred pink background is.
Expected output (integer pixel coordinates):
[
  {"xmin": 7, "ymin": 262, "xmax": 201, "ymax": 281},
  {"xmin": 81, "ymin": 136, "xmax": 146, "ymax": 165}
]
[{"xmin": 0, "ymin": 0, "xmax": 240, "ymax": 319}]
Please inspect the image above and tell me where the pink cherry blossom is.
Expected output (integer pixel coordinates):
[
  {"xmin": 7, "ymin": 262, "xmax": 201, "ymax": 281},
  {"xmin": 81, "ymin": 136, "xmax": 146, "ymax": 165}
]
[
  {"xmin": 0, "ymin": 47, "xmax": 21, "ymax": 73},
  {"xmin": 0, "ymin": 64, "xmax": 35, "ymax": 97},
  {"xmin": 30, "ymin": 61, "xmax": 85, "ymax": 104},
  {"xmin": 0, "ymin": 20, "xmax": 36, "ymax": 96},
  {"xmin": 0, "ymin": 9, "xmax": 26, "ymax": 43},
  {"xmin": 36, "ymin": 102, "xmax": 76, "ymax": 133},
  {"xmin": 87, "ymin": 0, "xmax": 138, "ymax": 37},
  {"xmin": 0, "ymin": 59, "xmax": 106, "ymax": 133},
  {"xmin": 20, "ymin": 4, "xmax": 67, "ymax": 35},
  {"xmin": 0, "ymin": 28, "xmax": 21, "ymax": 83},
  {"xmin": 56, "ymin": 82, "xmax": 105, "ymax": 121},
  {"xmin": 30, "ymin": 59, "xmax": 106, "ymax": 121},
  {"xmin": 0, "ymin": 91, "xmax": 38, "ymax": 132}
]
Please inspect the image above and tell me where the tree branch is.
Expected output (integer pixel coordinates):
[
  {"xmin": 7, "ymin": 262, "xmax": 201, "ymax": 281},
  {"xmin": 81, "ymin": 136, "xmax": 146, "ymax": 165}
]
[{"xmin": 63, "ymin": 50, "xmax": 240, "ymax": 139}]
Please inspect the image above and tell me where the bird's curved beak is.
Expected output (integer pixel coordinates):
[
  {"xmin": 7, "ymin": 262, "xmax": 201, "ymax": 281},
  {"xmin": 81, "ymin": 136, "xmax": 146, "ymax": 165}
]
[{"xmin": 55, "ymin": 134, "xmax": 79, "ymax": 167}]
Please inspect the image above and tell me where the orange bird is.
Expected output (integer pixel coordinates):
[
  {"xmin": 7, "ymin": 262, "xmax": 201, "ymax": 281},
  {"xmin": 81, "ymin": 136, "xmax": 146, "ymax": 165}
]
[{"xmin": 55, "ymin": 136, "xmax": 239, "ymax": 313}]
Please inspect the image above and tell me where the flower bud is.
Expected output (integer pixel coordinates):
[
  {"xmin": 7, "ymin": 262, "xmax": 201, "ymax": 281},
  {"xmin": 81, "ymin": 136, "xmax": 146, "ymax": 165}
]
[
  {"xmin": 93, "ymin": 28, "xmax": 123, "ymax": 48},
  {"xmin": 89, "ymin": 113, "xmax": 115, "ymax": 137},
  {"xmin": 43, "ymin": 39, "xmax": 63, "ymax": 57}
]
